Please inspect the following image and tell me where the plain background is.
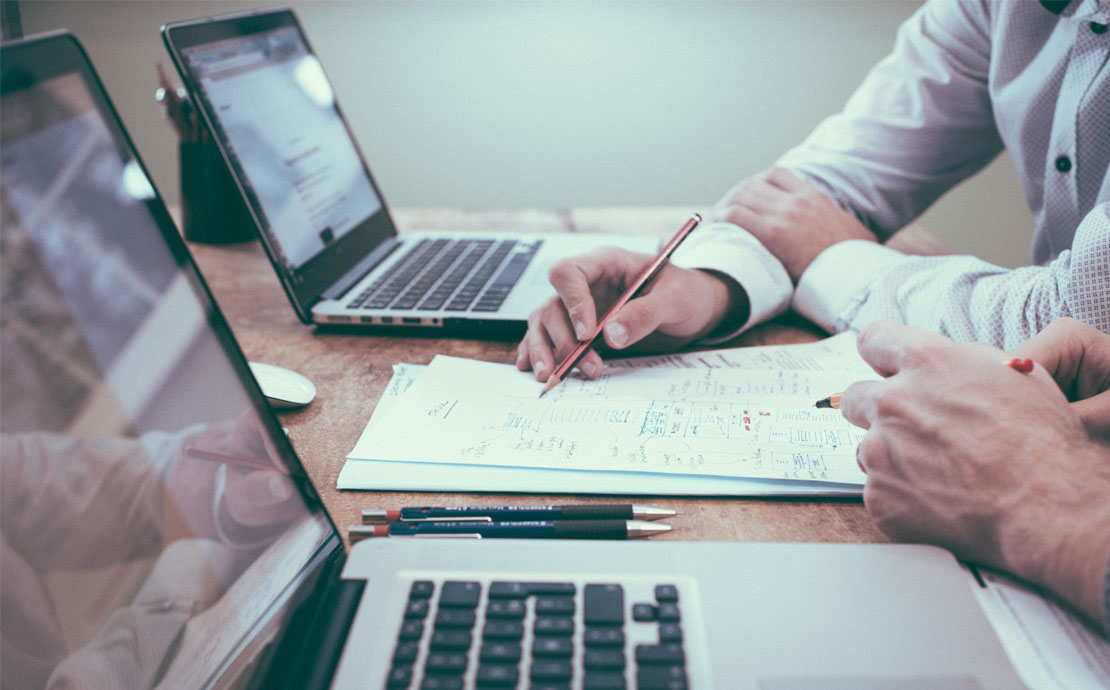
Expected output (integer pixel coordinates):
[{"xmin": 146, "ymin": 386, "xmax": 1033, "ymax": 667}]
[{"xmin": 19, "ymin": 1, "xmax": 1035, "ymax": 268}]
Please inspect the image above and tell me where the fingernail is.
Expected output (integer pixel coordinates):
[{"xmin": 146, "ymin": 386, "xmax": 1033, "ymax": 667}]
[
  {"xmin": 605, "ymin": 321, "xmax": 628, "ymax": 347},
  {"xmin": 574, "ymin": 320, "xmax": 588, "ymax": 340},
  {"xmin": 581, "ymin": 360, "xmax": 599, "ymax": 378},
  {"xmin": 534, "ymin": 360, "xmax": 548, "ymax": 375}
]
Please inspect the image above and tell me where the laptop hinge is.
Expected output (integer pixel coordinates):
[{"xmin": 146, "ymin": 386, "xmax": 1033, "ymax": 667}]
[
  {"xmin": 320, "ymin": 238, "xmax": 402, "ymax": 301},
  {"xmin": 249, "ymin": 549, "xmax": 365, "ymax": 690}
]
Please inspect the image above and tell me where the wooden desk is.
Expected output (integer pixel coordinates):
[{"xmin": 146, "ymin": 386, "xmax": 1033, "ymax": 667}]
[{"xmin": 189, "ymin": 208, "xmax": 944, "ymax": 547}]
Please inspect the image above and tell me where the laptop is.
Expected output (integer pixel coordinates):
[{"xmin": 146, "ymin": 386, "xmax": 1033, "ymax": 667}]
[
  {"xmin": 0, "ymin": 31, "xmax": 1026, "ymax": 690},
  {"xmin": 160, "ymin": 7, "xmax": 658, "ymax": 337}
]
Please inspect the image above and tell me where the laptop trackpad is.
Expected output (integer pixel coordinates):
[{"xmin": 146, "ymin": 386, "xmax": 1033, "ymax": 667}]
[{"xmin": 760, "ymin": 678, "xmax": 984, "ymax": 690}]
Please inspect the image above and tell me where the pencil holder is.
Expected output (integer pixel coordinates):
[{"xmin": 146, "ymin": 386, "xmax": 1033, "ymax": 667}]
[{"xmin": 179, "ymin": 137, "xmax": 255, "ymax": 244}]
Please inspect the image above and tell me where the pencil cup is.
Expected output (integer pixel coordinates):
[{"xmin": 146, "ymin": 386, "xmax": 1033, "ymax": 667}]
[{"xmin": 179, "ymin": 138, "xmax": 255, "ymax": 244}]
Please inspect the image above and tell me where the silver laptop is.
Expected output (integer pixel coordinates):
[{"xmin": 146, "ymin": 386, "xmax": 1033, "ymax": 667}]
[
  {"xmin": 161, "ymin": 7, "xmax": 658, "ymax": 336},
  {"xmin": 0, "ymin": 31, "xmax": 1024, "ymax": 690}
]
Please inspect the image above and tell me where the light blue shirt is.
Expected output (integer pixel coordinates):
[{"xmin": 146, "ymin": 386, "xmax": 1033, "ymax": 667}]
[{"xmin": 673, "ymin": 0, "xmax": 1110, "ymax": 349}]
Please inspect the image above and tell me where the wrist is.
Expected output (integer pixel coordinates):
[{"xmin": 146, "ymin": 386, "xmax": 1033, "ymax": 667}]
[
  {"xmin": 1001, "ymin": 442, "xmax": 1110, "ymax": 627},
  {"xmin": 695, "ymin": 269, "xmax": 750, "ymax": 340}
]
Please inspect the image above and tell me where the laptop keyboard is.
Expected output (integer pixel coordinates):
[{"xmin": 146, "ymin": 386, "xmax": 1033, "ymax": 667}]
[
  {"xmin": 384, "ymin": 579, "xmax": 689, "ymax": 690},
  {"xmin": 347, "ymin": 238, "xmax": 543, "ymax": 314}
]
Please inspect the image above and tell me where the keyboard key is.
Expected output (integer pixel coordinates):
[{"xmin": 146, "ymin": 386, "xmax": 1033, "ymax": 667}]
[
  {"xmin": 637, "ymin": 665, "xmax": 688, "ymax": 690},
  {"xmin": 654, "ymin": 584, "xmax": 679, "ymax": 603},
  {"xmin": 658, "ymin": 623, "xmax": 683, "ymax": 643},
  {"xmin": 584, "ymin": 584, "xmax": 625, "ymax": 626},
  {"xmin": 435, "ymin": 609, "xmax": 475, "ymax": 628},
  {"xmin": 532, "ymin": 636, "xmax": 573, "ymax": 657},
  {"xmin": 475, "ymin": 664, "xmax": 519, "ymax": 686},
  {"xmin": 479, "ymin": 641, "xmax": 522, "ymax": 663},
  {"xmin": 584, "ymin": 648, "xmax": 625, "ymax": 670},
  {"xmin": 439, "ymin": 581, "xmax": 481, "ymax": 608},
  {"xmin": 632, "ymin": 603, "xmax": 656, "ymax": 622},
  {"xmin": 405, "ymin": 599, "xmax": 430, "ymax": 618},
  {"xmin": 584, "ymin": 671, "xmax": 627, "ymax": 690},
  {"xmin": 420, "ymin": 677, "xmax": 463, "ymax": 690},
  {"xmin": 429, "ymin": 630, "xmax": 472, "ymax": 650},
  {"xmin": 410, "ymin": 581, "xmax": 435, "ymax": 598},
  {"xmin": 488, "ymin": 581, "xmax": 576, "ymax": 598},
  {"xmin": 530, "ymin": 659, "xmax": 573, "ymax": 681},
  {"xmin": 482, "ymin": 620, "xmax": 524, "ymax": 639},
  {"xmin": 635, "ymin": 643, "xmax": 685, "ymax": 666},
  {"xmin": 393, "ymin": 641, "xmax": 419, "ymax": 663},
  {"xmin": 658, "ymin": 603, "xmax": 681, "ymax": 622},
  {"xmin": 385, "ymin": 665, "xmax": 412, "ymax": 688},
  {"xmin": 425, "ymin": 651, "xmax": 468, "ymax": 673},
  {"xmin": 398, "ymin": 620, "xmax": 424, "ymax": 640},
  {"xmin": 534, "ymin": 617, "xmax": 574, "ymax": 636},
  {"xmin": 485, "ymin": 599, "xmax": 526, "ymax": 619},
  {"xmin": 535, "ymin": 596, "xmax": 575, "ymax": 616},
  {"xmin": 584, "ymin": 627, "xmax": 625, "ymax": 647}
]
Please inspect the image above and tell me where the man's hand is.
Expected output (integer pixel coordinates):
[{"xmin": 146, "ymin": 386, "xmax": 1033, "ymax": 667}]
[
  {"xmin": 516, "ymin": 247, "xmax": 743, "ymax": 381},
  {"xmin": 839, "ymin": 320, "xmax": 1110, "ymax": 628},
  {"xmin": 713, "ymin": 167, "xmax": 876, "ymax": 281},
  {"xmin": 1015, "ymin": 317, "xmax": 1110, "ymax": 441}
]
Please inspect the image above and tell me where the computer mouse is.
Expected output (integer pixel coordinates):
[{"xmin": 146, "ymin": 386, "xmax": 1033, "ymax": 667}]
[{"xmin": 248, "ymin": 362, "xmax": 316, "ymax": 410}]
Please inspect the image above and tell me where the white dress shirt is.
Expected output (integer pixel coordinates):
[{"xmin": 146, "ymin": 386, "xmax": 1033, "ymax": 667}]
[{"xmin": 673, "ymin": 0, "xmax": 1110, "ymax": 349}]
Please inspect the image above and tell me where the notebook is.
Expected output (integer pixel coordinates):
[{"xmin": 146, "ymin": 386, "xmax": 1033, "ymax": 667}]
[
  {"xmin": 160, "ymin": 7, "xmax": 658, "ymax": 337},
  {"xmin": 0, "ymin": 31, "xmax": 1027, "ymax": 690}
]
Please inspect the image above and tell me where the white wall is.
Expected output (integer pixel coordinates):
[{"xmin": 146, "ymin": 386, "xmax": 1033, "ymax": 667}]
[{"xmin": 20, "ymin": 0, "xmax": 1034, "ymax": 268}]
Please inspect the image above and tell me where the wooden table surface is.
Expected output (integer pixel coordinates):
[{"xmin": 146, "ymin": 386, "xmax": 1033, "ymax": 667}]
[{"xmin": 188, "ymin": 208, "xmax": 945, "ymax": 548}]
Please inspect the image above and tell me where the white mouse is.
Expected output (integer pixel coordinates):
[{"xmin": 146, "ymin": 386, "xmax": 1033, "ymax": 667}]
[{"xmin": 248, "ymin": 362, "xmax": 316, "ymax": 410}]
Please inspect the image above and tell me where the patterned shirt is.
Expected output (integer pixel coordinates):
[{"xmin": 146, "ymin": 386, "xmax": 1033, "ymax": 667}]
[{"xmin": 674, "ymin": 0, "xmax": 1110, "ymax": 350}]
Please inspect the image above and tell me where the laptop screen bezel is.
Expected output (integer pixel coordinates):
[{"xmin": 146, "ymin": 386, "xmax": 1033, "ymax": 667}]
[
  {"xmin": 1, "ymin": 29, "xmax": 348, "ymax": 687},
  {"xmin": 161, "ymin": 7, "xmax": 400, "ymax": 323}
]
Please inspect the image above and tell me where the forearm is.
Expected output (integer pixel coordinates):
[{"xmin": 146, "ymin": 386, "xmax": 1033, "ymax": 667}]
[
  {"xmin": 794, "ymin": 210, "xmax": 1110, "ymax": 349},
  {"xmin": 1002, "ymin": 443, "xmax": 1110, "ymax": 632}
]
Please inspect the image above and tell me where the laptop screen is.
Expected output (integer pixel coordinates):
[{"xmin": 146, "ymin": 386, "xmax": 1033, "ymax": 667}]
[
  {"xmin": 178, "ymin": 24, "xmax": 382, "ymax": 273},
  {"xmin": 0, "ymin": 33, "xmax": 336, "ymax": 690}
]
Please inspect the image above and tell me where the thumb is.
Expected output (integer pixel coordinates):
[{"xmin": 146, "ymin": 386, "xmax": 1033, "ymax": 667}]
[
  {"xmin": 603, "ymin": 295, "xmax": 666, "ymax": 349},
  {"xmin": 1073, "ymin": 391, "xmax": 1110, "ymax": 443}
]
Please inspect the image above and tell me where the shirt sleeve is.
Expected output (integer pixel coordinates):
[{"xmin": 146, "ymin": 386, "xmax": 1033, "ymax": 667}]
[
  {"xmin": 776, "ymin": 0, "xmax": 1003, "ymax": 239},
  {"xmin": 792, "ymin": 203, "xmax": 1110, "ymax": 349},
  {"xmin": 669, "ymin": 220, "xmax": 793, "ymax": 343}
]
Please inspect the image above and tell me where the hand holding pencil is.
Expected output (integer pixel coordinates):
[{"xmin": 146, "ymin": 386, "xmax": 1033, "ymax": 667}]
[{"xmin": 518, "ymin": 213, "xmax": 741, "ymax": 389}]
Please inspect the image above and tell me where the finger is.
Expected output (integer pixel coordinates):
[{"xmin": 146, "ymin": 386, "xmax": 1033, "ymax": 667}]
[
  {"xmin": 515, "ymin": 341, "xmax": 530, "ymax": 371},
  {"xmin": 1074, "ymin": 391, "xmax": 1110, "ymax": 442},
  {"xmin": 838, "ymin": 379, "xmax": 883, "ymax": 430},
  {"xmin": 1014, "ymin": 317, "xmax": 1110, "ymax": 399},
  {"xmin": 854, "ymin": 320, "xmax": 951, "ymax": 377},
  {"xmin": 547, "ymin": 251, "xmax": 626, "ymax": 340},
  {"xmin": 854, "ymin": 432, "xmax": 891, "ymax": 477},
  {"xmin": 524, "ymin": 308, "xmax": 560, "ymax": 381},
  {"xmin": 603, "ymin": 295, "xmax": 665, "ymax": 350}
]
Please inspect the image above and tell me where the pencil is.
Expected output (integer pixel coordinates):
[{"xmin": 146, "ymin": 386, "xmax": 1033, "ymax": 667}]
[
  {"xmin": 540, "ymin": 213, "xmax": 701, "ymax": 397},
  {"xmin": 813, "ymin": 357, "xmax": 1036, "ymax": 409},
  {"xmin": 183, "ymin": 444, "xmax": 292, "ymax": 475}
]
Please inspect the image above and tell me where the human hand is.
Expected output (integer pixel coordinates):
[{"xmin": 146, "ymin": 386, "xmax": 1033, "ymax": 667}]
[
  {"xmin": 712, "ymin": 167, "xmax": 876, "ymax": 281},
  {"xmin": 516, "ymin": 247, "xmax": 742, "ymax": 381},
  {"xmin": 840, "ymin": 320, "xmax": 1110, "ymax": 627},
  {"xmin": 1015, "ymin": 317, "xmax": 1110, "ymax": 442}
]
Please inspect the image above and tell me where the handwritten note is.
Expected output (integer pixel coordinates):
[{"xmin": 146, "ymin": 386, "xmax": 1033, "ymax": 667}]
[{"xmin": 351, "ymin": 335, "xmax": 877, "ymax": 485}]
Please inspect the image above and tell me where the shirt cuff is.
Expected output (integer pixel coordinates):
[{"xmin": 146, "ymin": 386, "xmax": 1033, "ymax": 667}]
[
  {"xmin": 792, "ymin": 240, "xmax": 905, "ymax": 334},
  {"xmin": 670, "ymin": 221, "xmax": 793, "ymax": 343}
]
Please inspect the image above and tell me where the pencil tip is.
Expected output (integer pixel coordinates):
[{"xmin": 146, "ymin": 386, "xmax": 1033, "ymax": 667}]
[{"xmin": 539, "ymin": 376, "xmax": 560, "ymax": 398}]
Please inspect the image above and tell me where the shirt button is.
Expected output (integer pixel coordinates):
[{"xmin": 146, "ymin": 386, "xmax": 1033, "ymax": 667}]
[
  {"xmin": 1091, "ymin": 22, "xmax": 1108, "ymax": 34},
  {"xmin": 1055, "ymin": 155, "xmax": 1072, "ymax": 173}
]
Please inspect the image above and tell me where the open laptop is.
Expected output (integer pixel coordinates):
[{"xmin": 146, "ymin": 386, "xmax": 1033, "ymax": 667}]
[
  {"xmin": 0, "ymin": 32, "xmax": 1027, "ymax": 690},
  {"xmin": 160, "ymin": 7, "xmax": 658, "ymax": 336}
]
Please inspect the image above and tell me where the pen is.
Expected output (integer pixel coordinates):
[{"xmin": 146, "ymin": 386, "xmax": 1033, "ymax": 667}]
[
  {"xmin": 361, "ymin": 504, "xmax": 676, "ymax": 523},
  {"xmin": 347, "ymin": 520, "xmax": 671, "ymax": 542},
  {"xmin": 813, "ymin": 357, "xmax": 1037, "ymax": 409},
  {"xmin": 540, "ymin": 213, "xmax": 701, "ymax": 397}
]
